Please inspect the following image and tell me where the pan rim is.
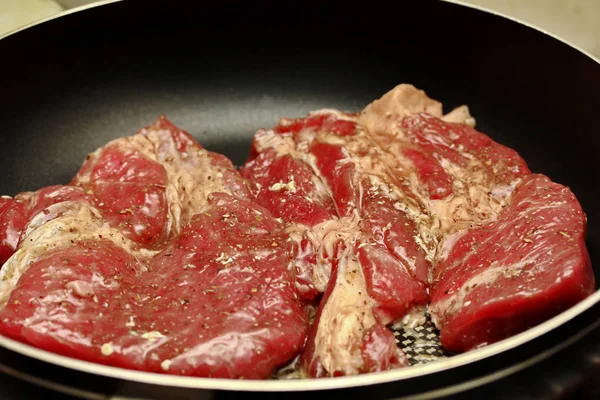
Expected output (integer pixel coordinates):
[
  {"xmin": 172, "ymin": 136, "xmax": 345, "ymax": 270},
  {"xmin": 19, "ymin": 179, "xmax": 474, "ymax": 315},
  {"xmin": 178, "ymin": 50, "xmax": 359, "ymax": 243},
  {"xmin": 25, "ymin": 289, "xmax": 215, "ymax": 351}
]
[
  {"xmin": 0, "ymin": 0, "xmax": 599, "ymax": 392},
  {"xmin": 1, "ymin": 0, "xmax": 599, "ymax": 66},
  {"xmin": 445, "ymin": 0, "xmax": 600, "ymax": 65},
  {"xmin": 0, "ymin": 0, "xmax": 121, "ymax": 42},
  {"xmin": 2, "ymin": 309, "xmax": 599, "ymax": 399},
  {"xmin": 1, "ymin": 292, "xmax": 598, "ymax": 392}
]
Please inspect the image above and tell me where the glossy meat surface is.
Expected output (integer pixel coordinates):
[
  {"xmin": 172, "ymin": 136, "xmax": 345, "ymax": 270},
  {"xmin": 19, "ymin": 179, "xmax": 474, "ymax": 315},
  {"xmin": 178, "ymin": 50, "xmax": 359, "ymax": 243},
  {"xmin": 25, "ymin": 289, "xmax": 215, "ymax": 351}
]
[
  {"xmin": 241, "ymin": 108, "xmax": 437, "ymax": 376},
  {"xmin": 241, "ymin": 84, "xmax": 594, "ymax": 375},
  {"xmin": 0, "ymin": 84, "xmax": 594, "ymax": 380},
  {"xmin": 429, "ymin": 174, "xmax": 594, "ymax": 352},
  {"xmin": 0, "ymin": 118, "xmax": 307, "ymax": 379}
]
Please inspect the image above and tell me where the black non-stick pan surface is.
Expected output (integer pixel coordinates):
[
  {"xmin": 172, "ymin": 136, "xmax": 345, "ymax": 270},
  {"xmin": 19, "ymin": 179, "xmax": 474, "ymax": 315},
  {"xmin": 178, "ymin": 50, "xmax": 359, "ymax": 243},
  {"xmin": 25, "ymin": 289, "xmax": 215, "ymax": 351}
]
[{"xmin": 1, "ymin": 0, "xmax": 600, "ymax": 399}]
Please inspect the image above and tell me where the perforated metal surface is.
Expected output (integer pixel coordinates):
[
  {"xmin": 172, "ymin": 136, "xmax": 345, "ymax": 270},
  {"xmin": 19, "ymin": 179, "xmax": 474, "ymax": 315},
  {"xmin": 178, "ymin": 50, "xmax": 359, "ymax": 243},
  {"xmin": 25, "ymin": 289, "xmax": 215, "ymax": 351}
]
[{"xmin": 396, "ymin": 318, "xmax": 447, "ymax": 366}]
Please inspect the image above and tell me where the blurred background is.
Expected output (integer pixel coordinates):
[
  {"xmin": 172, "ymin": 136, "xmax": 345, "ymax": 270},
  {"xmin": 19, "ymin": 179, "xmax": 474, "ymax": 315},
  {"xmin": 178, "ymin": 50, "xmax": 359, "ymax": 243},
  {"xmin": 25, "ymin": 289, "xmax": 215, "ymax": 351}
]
[{"xmin": 1, "ymin": 0, "xmax": 599, "ymax": 58}]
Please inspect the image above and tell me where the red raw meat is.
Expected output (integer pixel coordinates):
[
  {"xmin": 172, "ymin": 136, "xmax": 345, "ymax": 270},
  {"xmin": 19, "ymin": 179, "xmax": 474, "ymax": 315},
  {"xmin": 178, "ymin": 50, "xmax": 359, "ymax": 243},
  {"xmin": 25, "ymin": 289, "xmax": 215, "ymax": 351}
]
[
  {"xmin": 429, "ymin": 174, "xmax": 594, "ymax": 352},
  {"xmin": 242, "ymin": 84, "xmax": 594, "ymax": 377},
  {"xmin": 242, "ymin": 108, "xmax": 432, "ymax": 376},
  {"xmin": 242, "ymin": 128, "xmax": 338, "ymax": 301},
  {"xmin": 0, "ymin": 197, "xmax": 28, "ymax": 265},
  {"xmin": 300, "ymin": 240, "xmax": 408, "ymax": 377},
  {"xmin": 360, "ymin": 85, "xmax": 592, "ymax": 353},
  {"xmin": 361, "ymin": 324, "xmax": 409, "ymax": 373},
  {"xmin": 0, "ymin": 186, "xmax": 92, "ymax": 265},
  {"xmin": 70, "ymin": 116, "xmax": 252, "ymax": 248},
  {"xmin": 0, "ymin": 84, "xmax": 594, "ymax": 380},
  {"xmin": 0, "ymin": 118, "xmax": 308, "ymax": 379}
]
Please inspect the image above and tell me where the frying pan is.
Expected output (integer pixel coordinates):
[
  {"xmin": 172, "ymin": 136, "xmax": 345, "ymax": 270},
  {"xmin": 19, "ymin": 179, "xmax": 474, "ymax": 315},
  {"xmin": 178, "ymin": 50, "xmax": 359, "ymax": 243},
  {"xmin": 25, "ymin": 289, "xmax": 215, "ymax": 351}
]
[{"xmin": 0, "ymin": 0, "xmax": 599, "ymax": 398}]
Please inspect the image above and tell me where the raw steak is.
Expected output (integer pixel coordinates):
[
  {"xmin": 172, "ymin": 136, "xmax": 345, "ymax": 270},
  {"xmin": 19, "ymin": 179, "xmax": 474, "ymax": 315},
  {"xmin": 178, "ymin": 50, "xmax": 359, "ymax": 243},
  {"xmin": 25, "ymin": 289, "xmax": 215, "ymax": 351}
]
[
  {"xmin": 0, "ymin": 117, "xmax": 308, "ymax": 379},
  {"xmin": 354, "ymin": 86, "xmax": 593, "ymax": 354},
  {"xmin": 242, "ymin": 84, "xmax": 594, "ymax": 376},
  {"xmin": 0, "ymin": 84, "xmax": 594, "ymax": 380},
  {"xmin": 0, "ymin": 186, "xmax": 92, "ymax": 265},
  {"xmin": 359, "ymin": 87, "xmax": 593, "ymax": 351},
  {"xmin": 429, "ymin": 174, "xmax": 594, "ymax": 352},
  {"xmin": 70, "ymin": 116, "xmax": 252, "ymax": 247},
  {"xmin": 241, "ymin": 104, "xmax": 438, "ymax": 376}
]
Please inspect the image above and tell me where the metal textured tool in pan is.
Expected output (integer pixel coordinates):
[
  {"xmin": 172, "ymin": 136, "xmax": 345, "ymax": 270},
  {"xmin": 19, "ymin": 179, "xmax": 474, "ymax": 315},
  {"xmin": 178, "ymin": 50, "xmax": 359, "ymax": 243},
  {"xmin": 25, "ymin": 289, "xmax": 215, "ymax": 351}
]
[{"xmin": 395, "ymin": 317, "xmax": 446, "ymax": 366}]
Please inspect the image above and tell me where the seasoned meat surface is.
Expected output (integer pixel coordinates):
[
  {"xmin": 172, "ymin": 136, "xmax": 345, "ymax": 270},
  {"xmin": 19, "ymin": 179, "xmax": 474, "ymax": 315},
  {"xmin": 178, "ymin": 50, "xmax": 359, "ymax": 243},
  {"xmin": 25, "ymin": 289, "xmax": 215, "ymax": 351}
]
[
  {"xmin": 0, "ymin": 85, "xmax": 594, "ymax": 379},
  {"xmin": 0, "ymin": 118, "xmax": 307, "ymax": 379},
  {"xmin": 242, "ymin": 84, "xmax": 593, "ymax": 375}
]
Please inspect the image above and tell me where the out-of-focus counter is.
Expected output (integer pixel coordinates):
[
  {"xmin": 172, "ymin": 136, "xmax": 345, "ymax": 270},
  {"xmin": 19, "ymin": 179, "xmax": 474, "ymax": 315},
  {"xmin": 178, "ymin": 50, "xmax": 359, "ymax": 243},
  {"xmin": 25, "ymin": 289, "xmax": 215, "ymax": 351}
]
[{"xmin": 0, "ymin": 0, "xmax": 63, "ymax": 36}]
